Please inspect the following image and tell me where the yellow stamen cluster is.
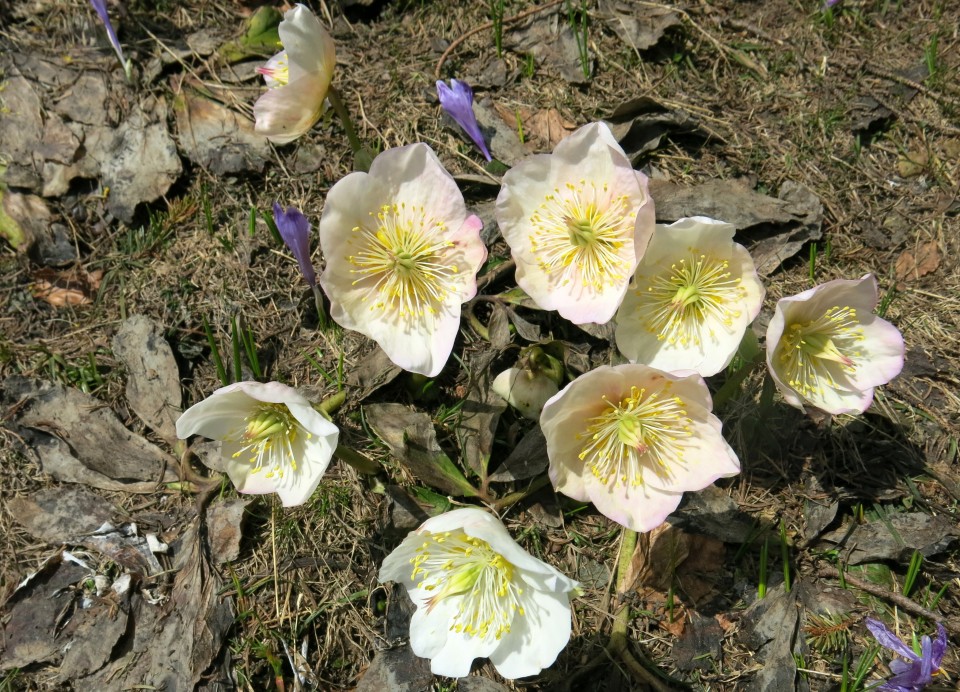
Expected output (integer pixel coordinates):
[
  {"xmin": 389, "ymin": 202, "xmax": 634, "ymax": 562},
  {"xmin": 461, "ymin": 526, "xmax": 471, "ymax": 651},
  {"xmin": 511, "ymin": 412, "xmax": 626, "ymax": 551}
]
[
  {"xmin": 409, "ymin": 530, "xmax": 524, "ymax": 640},
  {"xmin": 528, "ymin": 180, "xmax": 636, "ymax": 292},
  {"xmin": 777, "ymin": 305, "xmax": 864, "ymax": 398},
  {"xmin": 635, "ymin": 251, "xmax": 745, "ymax": 346},
  {"xmin": 347, "ymin": 203, "xmax": 460, "ymax": 318},
  {"xmin": 227, "ymin": 403, "xmax": 309, "ymax": 480},
  {"xmin": 577, "ymin": 384, "xmax": 692, "ymax": 486}
]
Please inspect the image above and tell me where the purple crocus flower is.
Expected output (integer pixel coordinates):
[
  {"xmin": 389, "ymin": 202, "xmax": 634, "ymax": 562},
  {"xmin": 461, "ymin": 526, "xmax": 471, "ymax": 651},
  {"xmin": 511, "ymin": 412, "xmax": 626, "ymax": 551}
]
[
  {"xmin": 865, "ymin": 618, "xmax": 948, "ymax": 691},
  {"xmin": 436, "ymin": 79, "xmax": 492, "ymax": 162},
  {"xmin": 89, "ymin": 0, "xmax": 130, "ymax": 78},
  {"xmin": 273, "ymin": 202, "xmax": 316, "ymax": 287}
]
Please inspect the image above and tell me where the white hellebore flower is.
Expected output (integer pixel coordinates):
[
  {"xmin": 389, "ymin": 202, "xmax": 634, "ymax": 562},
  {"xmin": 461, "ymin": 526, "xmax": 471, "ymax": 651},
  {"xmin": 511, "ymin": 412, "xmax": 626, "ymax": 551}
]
[
  {"xmin": 541, "ymin": 364, "xmax": 740, "ymax": 532},
  {"xmin": 254, "ymin": 4, "xmax": 335, "ymax": 144},
  {"xmin": 766, "ymin": 274, "xmax": 905, "ymax": 415},
  {"xmin": 492, "ymin": 367, "xmax": 560, "ymax": 420},
  {"xmin": 379, "ymin": 507, "xmax": 579, "ymax": 679},
  {"xmin": 176, "ymin": 381, "xmax": 339, "ymax": 507},
  {"xmin": 615, "ymin": 216, "xmax": 765, "ymax": 376},
  {"xmin": 495, "ymin": 121, "xmax": 655, "ymax": 325},
  {"xmin": 318, "ymin": 143, "xmax": 486, "ymax": 377}
]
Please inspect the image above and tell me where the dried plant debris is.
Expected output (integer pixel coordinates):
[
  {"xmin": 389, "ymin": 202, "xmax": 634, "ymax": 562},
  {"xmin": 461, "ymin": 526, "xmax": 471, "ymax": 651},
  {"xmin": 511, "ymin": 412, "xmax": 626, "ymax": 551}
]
[
  {"xmin": 738, "ymin": 583, "xmax": 807, "ymax": 692},
  {"xmin": 455, "ymin": 350, "xmax": 508, "ymax": 476},
  {"xmin": 4, "ymin": 377, "xmax": 177, "ymax": 492},
  {"xmin": 818, "ymin": 511, "xmax": 958, "ymax": 565},
  {"xmin": 504, "ymin": 9, "xmax": 593, "ymax": 84},
  {"xmin": 205, "ymin": 497, "xmax": 250, "ymax": 565},
  {"xmin": 672, "ymin": 613, "xmax": 723, "ymax": 672},
  {"xmin": 669, "ymin": 485, "xmax": 759, "ymax": 544},
  {"xmin": 112, "ymin": 315, "xmax": 183, "ymax": 446},
  {"xmin": 0, "ymin": 553, "xmax": 92, "ymax": 671},
  {"xmin": 607, "ymin": 96, "xmax": 713, "ymax": 163},
  {"xmin": 354, "ymin": 645, "xmax": 434, "ymax": 692},
  {"xmin": 0, "ymin": 186, "xmax": 52, "ymax": 252},
  {"xmin": 488, "ymin": 427, "xmax": 548, "ymax": 482},
  {"xmin": 0, "ymin": 57, "xmax": 181, "ymax": 222},
  {"xmin": 598, "ymin": 0, "xmax": 681, "ymax": 52},
  {"xmin": 77, "ymin": 521, "xmax": 234, "ymax": 689},
  {"xmin": 650, "ymin": 179, "xmax": 823, "ymax": 275},
  {"xmin": 8, "ymin": 486, "xmax": 164, "ymax": 575}
]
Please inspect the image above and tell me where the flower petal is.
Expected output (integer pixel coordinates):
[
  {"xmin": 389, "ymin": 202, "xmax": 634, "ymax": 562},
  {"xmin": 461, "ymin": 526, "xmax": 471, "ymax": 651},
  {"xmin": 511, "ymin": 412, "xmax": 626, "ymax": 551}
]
[
  {"xmin": 254, "ymin": 75, "xmax": 328, "ymax": 144},
  {"xmin": 277, "ymin": 4, "xmax": 335, "ymax": 83},
  {"xmin": 496, "ymin": 122, "xmax": 654, "ymax": 325},
  {"xmin": 866, "ymin": 618, "xmax": 918, "ymax": 660},
  {"xmin": 488, "ymin": 588, "xmax": 572, "ymax": 679},
  {"xmin": 318, "ymin": 143, "xmax": 486, "ymax": 376}
]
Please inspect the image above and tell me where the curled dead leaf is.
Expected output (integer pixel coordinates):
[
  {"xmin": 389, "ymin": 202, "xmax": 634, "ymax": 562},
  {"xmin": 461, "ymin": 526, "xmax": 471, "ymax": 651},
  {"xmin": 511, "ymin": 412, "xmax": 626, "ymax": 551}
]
[
  {"xmin": 31, "ymin": 267, "xmax": 103, "ymax": 307},
  {"xmin": 894, "ymin": 240, "xmax": 941, "ymax": 283}
]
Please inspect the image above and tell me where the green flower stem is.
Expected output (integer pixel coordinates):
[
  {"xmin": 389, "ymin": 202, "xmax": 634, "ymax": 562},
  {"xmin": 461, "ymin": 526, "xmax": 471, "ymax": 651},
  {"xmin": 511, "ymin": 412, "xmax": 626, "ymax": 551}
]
[
  {"xmin": 606, "ymin": 527, "xmax": 673, "ymax": 692},
  {"xmin": 712, "ymin": 353, "xmax": 763, "ymax": 410},
  {"xmin": 317, "ymin": 390, "xmax": 346, "ymax": 417},
  {"xmin": 491, "ymin": 474, "xmax": 551, "ymax": 511},
  {"xmin": 326, "ymin": 87, "xmax": 371, "ymax": 170},
  {"xmin": 311, "ymin": 284, "xmax": 329, "ymax": 331},
  {"xmin": 335, "ymin": 445, "xmax": 380, "ymax": 475}
]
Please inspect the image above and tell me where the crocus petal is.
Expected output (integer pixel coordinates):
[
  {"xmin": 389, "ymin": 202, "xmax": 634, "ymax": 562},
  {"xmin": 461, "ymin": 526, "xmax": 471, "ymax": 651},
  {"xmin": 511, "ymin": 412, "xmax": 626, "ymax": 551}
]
[
  {"xmin": 866, "ymin": 619, "xmax": 918, "ymax": 660},
  {"xmin": 253, "ymin": 4, "xmax": 335, "ymax": 144},
  {"xmin": 496, "ymin": 121, "xmax": 655, "ymax": 325},
  {"xmin": 89, "ymin": 0, "xmax": 127, "ymax": 71},
  {"xmin": 541, "ymin": 364, "xmax": 740, "ymax": 532},
  {"xmin": 378, "ymin": 507, "xmax": 578, "ymax": 679},
  {"xmin": 318, "ymin": 142, "xmax": 486, "ymax": 377},
  {"xmin": 273, "ymin": 202, "xmax": 316, "ymax": 287},
  {"xmin": 766, "ymin": 274, "xmax": 904, "ymax": 415},
  {"xmin": 931, "ymin": 623, "xmax": 948, "ymax": 667},
  {"xmin": 615, "ymin": 216, "xmax": 765, "ymax": 376},
  {"xmin": 176, "ymin": 381, "xmax": 339, "ymax": 507},
  {"xmin": 436, "ymin": 79, "xmax": 492, "ymax": 161}
]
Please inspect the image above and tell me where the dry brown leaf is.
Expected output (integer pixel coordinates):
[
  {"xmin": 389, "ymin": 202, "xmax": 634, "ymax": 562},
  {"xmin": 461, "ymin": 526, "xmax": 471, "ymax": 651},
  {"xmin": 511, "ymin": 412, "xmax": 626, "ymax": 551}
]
[
  {"xmin": 894, "ymin": 241, "xmax": 941, "ymax": 282},
  {"xmin": 524, "ymin": 108, "xmax": 577, "ymax": 148},
  {"xmin": 621, "ymin": 522, "xmax": 691, "ymax": 594},
  {"xmin": 30, "ymin": 267, "xmax": 103, "ymax": 307}
]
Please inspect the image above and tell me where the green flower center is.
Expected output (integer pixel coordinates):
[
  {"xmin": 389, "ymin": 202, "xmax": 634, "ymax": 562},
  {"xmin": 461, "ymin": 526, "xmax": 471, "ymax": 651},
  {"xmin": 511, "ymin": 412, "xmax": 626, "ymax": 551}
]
[
  {"xmin": 633, "ymin": 252, "xmax": 746, "ymax": 347},
  {"xmin": 229, "ymin": 403, "xmax": 307, "ymax": 479},
  {"xmin": 409, "ymin": 530, "xmax": 524, "ymax": 640},
  {"xmin": 576, "ymin": 384, "xmax": 692, "ymax": 486},
  {"xmin": 347, "ymin": 204, "xmax": 461, "ymax": 319},
  {"xmin": 529, "ymin": 180, "xmax": 637, "ymax": 292},
  {"xmin": 777, "ymin": 305, "xmax": 864, "ymax": 399}
]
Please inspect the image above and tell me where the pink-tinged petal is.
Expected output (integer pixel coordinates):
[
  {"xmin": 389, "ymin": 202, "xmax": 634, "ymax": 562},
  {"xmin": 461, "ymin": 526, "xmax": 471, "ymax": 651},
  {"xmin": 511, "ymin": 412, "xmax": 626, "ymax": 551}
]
[
  {"xmin": 542, "ymin": 364, "xmax": 739, "ymax": 531},
  {"xmin": 583, "ymin": 476, "xmax": 683, "ymax": 532},
  {"xmin": 254, "ymin": 75, "xmax": 327, "ymax": 144},
  {"xmin": 846, "ymin": 316, "xmax": 905, "ymax": 389},
  {"xmin": 278, "ymin": 4, "xmax": 335, "ymax": 83},
  {"xmin": 497, "ymin": 122, "xmax": 654, "ymax": 325},
  {"xmin": 251, "ymin": 5, "xmax": 335, "ymax": 145},
  {"xmin": 319, "ymin": 143, "xmax": 485, "ymax": 377},
  {"xmin": 766, "ymin": 274, "xmax": 904, "ymax": 415}
]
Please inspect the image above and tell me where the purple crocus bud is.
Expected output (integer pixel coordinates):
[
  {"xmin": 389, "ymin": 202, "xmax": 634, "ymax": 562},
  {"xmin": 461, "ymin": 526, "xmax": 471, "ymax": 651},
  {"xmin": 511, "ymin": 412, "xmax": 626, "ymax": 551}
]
[
  {"xmin": 865, "ymin": 618, "xmax": 948, "ymax": 691},
  {"xmin": 436, "ymin": 79, "xmax": 493, "ymax": 162},
  {"xmin": 273, "ymin": 202, "xmax": 317, "ymax": 287},
  {"xmin": 89, "ymin": 0, "xmax": 130, "ymax": 79}
]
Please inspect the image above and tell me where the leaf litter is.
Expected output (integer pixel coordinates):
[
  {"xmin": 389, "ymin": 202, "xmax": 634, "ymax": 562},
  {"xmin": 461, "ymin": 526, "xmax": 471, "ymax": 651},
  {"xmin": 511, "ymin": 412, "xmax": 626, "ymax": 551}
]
[{"xmin": 1, "ymin": 0, "xmax": 959, "ymax": 690}]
